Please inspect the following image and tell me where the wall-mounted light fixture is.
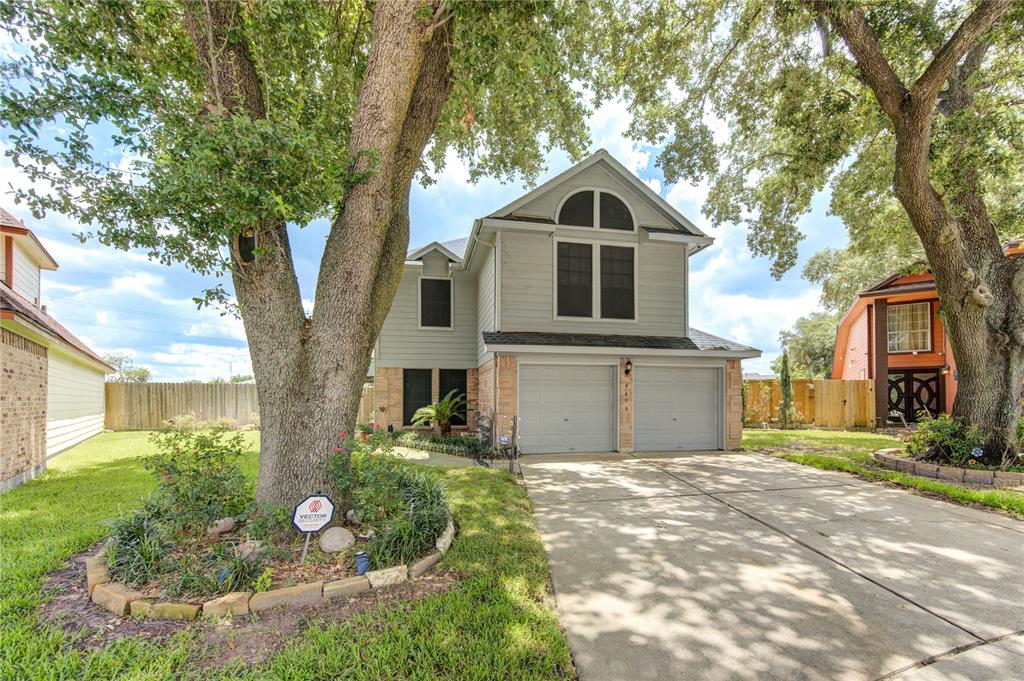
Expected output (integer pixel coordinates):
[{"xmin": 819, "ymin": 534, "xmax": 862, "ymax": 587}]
[
  {"xmin": 624, "ymin": 360, "xmax": 633, "ymax": 375},
  {"xmin": 940, "ymin": 365, "xmax": 950, "ymax": 375}
]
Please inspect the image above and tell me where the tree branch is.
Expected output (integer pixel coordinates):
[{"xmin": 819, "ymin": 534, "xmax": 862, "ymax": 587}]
[
  {"xmin": 911, "ymin": 0, "xmax": 1012, "ymax": 106},
  {"xmin": 813, "ymin": 2, "xmax": 908, "ymax": 121}
]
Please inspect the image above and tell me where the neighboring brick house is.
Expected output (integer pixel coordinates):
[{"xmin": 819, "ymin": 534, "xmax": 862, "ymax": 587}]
[
  {"xmin": 832, "ymin": 238, "xmax": 1023, "ymax": 427},
  {"xmin": 372, "ymin": 150, "xmax": 760, "ymax": 454},
  {"xmin": 1, "ymin": 208, "xmax": 113, "ymax": 492}
]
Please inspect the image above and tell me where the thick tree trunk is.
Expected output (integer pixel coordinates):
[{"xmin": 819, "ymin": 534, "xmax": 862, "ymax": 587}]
[
  {"xmin": 182, "ymin": 0, "xmax": 455, "ymax": 508},
  {"xmin": 820, "ymin": 0, "xmax": 1022, "ymax": 462}
]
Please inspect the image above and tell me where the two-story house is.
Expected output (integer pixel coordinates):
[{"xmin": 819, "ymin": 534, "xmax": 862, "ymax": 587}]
[
  {"xmin": 371, "ymin": 150, "xmax": 760, "ymax": 454},
  {"xmin": 1, "ymin": 208, "xmax": 112, "ymax": 492}
]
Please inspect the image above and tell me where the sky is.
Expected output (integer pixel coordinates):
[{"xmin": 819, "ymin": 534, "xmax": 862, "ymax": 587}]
[{"xmin": 0, "ymin": 49, "xmax": 849, "ymax": 382}]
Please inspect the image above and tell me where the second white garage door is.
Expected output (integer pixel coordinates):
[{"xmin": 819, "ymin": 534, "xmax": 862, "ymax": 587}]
[
  {"xmin": 519, "ymin": 364, "xmax": 616, "ymax": 454},
  {"xmin": 634, "ymin": 366, "xmax": 721, "ymax": 451}
]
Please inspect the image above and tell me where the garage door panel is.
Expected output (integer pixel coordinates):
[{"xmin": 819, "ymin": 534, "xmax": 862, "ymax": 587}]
[
  {"xmin": 520, "ymin": 365, "xmax": 615, "ymax": 454},
  {"xmin": 635, "ymin": 366, "xmax": 721, "ymax": 451}
]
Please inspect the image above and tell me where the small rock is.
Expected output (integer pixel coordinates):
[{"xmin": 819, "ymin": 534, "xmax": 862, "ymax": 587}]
[
  {"xmin": 234, "ymin": 539, "xmax": 263, "ymax": 561},
  {"xmin": 319, "ymin": 527, "xmax": 355, "ymax": 553},
  {"xmin": 435, "ymin": 517, "xmax": 455, "ymax": 553},
  {"xmin": 324, "ymin": 576, "xmax": 370, "ymax": 600},
  {"xmin": 345, "ymin": 509, "xmax": 356, "ymax": 523},
  {"xmin": 207, "ymin": 517, "xmax": 236, "ymax": 537},
  {"xmin": 92, "ymin": 582, "xmax": 144, "ymax": 616},
  {"xmin": 130, "ymin": 599, "xmax": 155, "ymax": 617},
  {"xmin": 410, "ymin": 551, "xmax": 442, "ymax": 578},
  {"xmin": 249, "ymin": 582, "xmax": 322, "ymax": 612},
  {"xmin": 203, "ymin": 591, "xmax": 252, "ymax": 617},
  {"xmin": 87, "ymin": 564, "xmax": 111, "ymax": 596},
  {"xmin": 148, "ymin": 602, "xmax": 201, "ymax": 620},
  {"xmin": 366, "ymin": 565, "xmax": 407, "ymax": 588},
  {"xmin": 358, "ymin": 529, "xmax": 376, "ymax": 540}
]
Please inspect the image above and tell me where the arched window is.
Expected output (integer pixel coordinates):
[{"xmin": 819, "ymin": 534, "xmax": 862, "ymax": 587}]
[
  {"xmin": 557, "ymin": 190, "xmax": 634, "ymax": 231},
  {"xmin": 557, "ymin": 190, "xmax": 594, "ymax": 227}
]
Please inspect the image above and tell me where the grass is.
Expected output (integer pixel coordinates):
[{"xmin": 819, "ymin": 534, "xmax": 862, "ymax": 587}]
[
  {"xmin": 742, "ymin": 428, "xmax": 1024, "ymax": 517},
  {"xmin": 0, "ymin": 432, "xmax": 572, "ymax": 680}
]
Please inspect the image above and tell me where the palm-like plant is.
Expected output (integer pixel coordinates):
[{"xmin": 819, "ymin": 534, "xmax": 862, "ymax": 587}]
[{"xmin": 411, "ymin": 390, "xmax": 467, "ymax": 436}]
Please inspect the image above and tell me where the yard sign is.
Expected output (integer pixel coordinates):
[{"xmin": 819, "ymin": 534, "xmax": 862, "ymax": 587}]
[{"xmin": 292, "ymin": 495, "xmax": 335, "ymax": 533}]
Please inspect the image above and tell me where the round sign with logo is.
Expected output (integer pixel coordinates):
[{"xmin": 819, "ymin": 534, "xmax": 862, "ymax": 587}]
[{"xmin": 292, "ymin": 495, "xmax": 335, "ymax": 533}]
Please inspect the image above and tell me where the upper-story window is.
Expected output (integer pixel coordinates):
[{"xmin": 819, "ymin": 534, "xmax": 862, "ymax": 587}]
[
  {"xmin": 555, "ymin": 240, "xmax": 636, "ymax": 321},
  {"xmin": 887, "ymin": 301, "xmax": 931, "ymax": 353},
  {"xmin": 557, "ymin": 190, "xmax": 634, "ymax": 231},
  {"xmin": 419, "ymin": 276, "xmax": 452, "ymax": 328}
]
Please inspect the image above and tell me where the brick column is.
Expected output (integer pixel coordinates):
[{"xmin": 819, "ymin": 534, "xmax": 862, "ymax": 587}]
[
  {"xmin": 618, "ymin": 357, "xmax": 633, "ymax": 452},
  {"xmin": 373, "ymin": 368, "xmax": 403, "ymax": 432},
  {"xmin": 431, "ymin": 368, "xmax": 440, "ymax": 403},
  {"xmin": 466, "ymin": 368, "xmax": 479, "ymax": 430},
  {"xmin": 494, "ymin": 354, "xmax": 518, "ymax": 445},
  {"xmin": 725, "ymin": 360, "xmax": 743, "ymax": 450}
]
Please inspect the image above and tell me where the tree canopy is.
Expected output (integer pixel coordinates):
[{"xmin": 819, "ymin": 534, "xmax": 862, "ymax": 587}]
[
  {"xmin": 1, "ymin": 0, "xmax": 594, "ymax": 300},
  {"xmin": 771, "ymin": 311, "xmax": 839, "ymax": 379},
  {"xmin": 591, "ymin": 0, "xmax": 1022, "ymax": 279}
]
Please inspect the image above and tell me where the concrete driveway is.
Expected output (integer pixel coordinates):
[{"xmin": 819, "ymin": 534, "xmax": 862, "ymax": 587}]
[{"xmin": 521, "ymin": 451, "xmax": 1024, "ymax": 681}]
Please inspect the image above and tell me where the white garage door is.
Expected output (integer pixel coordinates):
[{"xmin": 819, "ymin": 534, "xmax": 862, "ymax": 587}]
[
  {"xmin": 635, "ymin": 366, "xmax": 721, "ymax": 451},
  {"xmin": 519, "ymin": 364, "xmax": 616, "ymax": 454}
]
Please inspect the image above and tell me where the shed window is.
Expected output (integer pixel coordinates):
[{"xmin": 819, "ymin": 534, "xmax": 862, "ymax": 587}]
[
  {"xmin": 420, "ymin": 278, "xmax": 452, "ymax": 328},
  {"xmin": 887, "ymin": 302, "xmax": 931, "ymax": 353},
  {"xmin": 439, "ymin": 369, "xmax": 468, "ymax": 425},
  {"xmin": 600, "ymin": 245, "xmax": 635, "ymax": 319},
  {"xmin": 599, "ymin": 193, "xmax": 634, "ymax": 231},
  {"xmin": 558, "ymin": 190, "xmax": 594, "ymax": 227},
  {"xmin": 403, "ymin": 369, "xmax": 432, "ymax": 426},
  {"xmin": 557, "ymin": 242, "xmax": 593, "ymax": 317}
]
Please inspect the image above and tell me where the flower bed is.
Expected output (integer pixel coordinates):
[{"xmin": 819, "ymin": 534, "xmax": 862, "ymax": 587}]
[
  {"xmin": 873, "ymin": 449, "xmax": 1024, "ymax": 488},
  {"xmin": 393, "ymin": 431, "xmax": 513, "ymax": 459},
  {"xmin": 81, "ymin": 426, "xmax": 454, "ymax": 621}
]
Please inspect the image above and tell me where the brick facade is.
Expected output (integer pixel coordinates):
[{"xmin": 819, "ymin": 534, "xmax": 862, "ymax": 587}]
[
  {"xmin": 618, "ymin": 357, "xmax": 633, "ymax": 452},
  {"xmin": 726, "ymin": 359, "xmax": 743, "ymax": 450},
  {"xmin": 1, "ymin": 328, "xmax": 48, "ymax": 491},
  {"xmin": 477, "ymin": 359, "xmax": 494, "ymax": 418},
  {"xmin": 372, "ymin": 366, "xmax": 480, "ymax": 433}
]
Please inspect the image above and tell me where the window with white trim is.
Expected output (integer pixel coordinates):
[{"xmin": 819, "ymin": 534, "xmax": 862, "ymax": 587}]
[
  {"xmin": 555, "ymin": 240, "xmax": 636, "ymax": 320},
  {"xmin": 887, "ymin": 302, "xmax": 931, "ymax": 353},
  {"xmin": 557, "ymin": 190, "xmax": 634, "ymax": 231},
  {"xmin": 420, "ymin": 277, "xmax": 452, "ymax": 328}
]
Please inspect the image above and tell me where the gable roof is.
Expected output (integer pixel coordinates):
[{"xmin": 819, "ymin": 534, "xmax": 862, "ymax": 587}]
[
  {"xmin": 406, "ymin": 237, "xmax": 469, "ymax": 263},
  {"xmin": 1, "ymin": 282, "xmax": 113, "ymax": 370},
  {"xmin": 487, "ymin": 149, "xmax": 708, "ymax": 238},
  {"xmin": 0, "ymin": 207, "xmax": 59, "ymax": 270}
]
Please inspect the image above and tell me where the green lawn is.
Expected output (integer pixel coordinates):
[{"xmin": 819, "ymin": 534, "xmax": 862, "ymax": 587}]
[
  {"xmin": 0, "ymin": 432, "xmax": 573, "ymax": 680},
  {"xmin": 742, "ymin": 428, "xmax": 1024, "ymax": 517}
]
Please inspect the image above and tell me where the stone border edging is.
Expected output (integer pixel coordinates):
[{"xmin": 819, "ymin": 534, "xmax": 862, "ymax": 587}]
[
  {"xmin": 873, "ymin": 449, "xmax": 1024, "ymax": 488},
  {"xmin": 87, "ymin": 513, "xmax": 456, "ymax": 620}
]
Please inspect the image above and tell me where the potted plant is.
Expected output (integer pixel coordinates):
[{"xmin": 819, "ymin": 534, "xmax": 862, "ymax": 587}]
[
  {"xmin": 411, "ymin": 390, "xmax": 467, "ymax": 437},
  {"xmin": 356, "ymin": 421, "xmax": 373, "ymax": 442}
]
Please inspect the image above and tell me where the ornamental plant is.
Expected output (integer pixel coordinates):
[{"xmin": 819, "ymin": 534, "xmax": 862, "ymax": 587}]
[{"xmin": 411, "ymin": 390, "xmax": 468, "ymax": 436}]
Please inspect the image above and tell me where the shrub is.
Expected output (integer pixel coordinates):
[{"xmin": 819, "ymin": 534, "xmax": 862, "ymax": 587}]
[
  {"xmin": 106, "ymin": 501, "xmax": 173, "ymax": 586},
  {"xmin": 411, "ymin": 390, "xmax": 468, "ymax": 436},
  {"xmin": 144, "ymin": 427, "xmax": 251, "ymax": 530},
  {"xmin": 394, "ymin": 431, "xmax": 484, "ymax": 457},
  {"xmin": 365, "ymin": 469, "xmax": 448, "ymax": 569},
  {"xmin": 906, "ymin": 413, "xmax": 983, "ymax": 466}
]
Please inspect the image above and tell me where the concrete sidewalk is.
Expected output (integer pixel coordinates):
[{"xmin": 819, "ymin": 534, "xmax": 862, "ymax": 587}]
[{"xmin": 521, "ymin": 451, "xmax": 1024, "ymax": 681}]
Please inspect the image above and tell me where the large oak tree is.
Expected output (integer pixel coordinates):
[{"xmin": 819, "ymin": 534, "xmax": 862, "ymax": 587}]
[
  {"xmin": 595, "ymin": 0, "xmax": 1023, "ymax": 461},
  {"xmin": 1, "ymin": 0, "xmax": 595, "ymax": 506}
]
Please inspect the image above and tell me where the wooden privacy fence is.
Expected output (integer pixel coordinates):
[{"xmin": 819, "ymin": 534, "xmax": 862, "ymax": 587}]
[
  {"xmin": 743, "ymin": 379, "xmax": 876, "ymax": 429},
  {"xmin": 105, "ymin": 383, "xmax": 260, "ymax": 430},
  {"xmin": 105, "ymin": 382, "xmax": 376, "ymax": 431}
]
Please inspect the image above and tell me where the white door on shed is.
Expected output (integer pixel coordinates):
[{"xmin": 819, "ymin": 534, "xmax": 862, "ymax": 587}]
[
  {"xmin": 634, "ymin": 366, "xmax": 721, "ymax": 451},
  {"xmin": 519, "ymin": 364, "xmax": 616, "ymax": 454}
]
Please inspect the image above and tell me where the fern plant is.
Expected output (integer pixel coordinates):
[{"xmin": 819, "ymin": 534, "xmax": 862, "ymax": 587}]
[{"xmin": 411, "ymin": 390, "xmax": 467, "ymax": 436}]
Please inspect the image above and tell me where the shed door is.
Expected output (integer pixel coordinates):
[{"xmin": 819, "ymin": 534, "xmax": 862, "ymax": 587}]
[
  {"xmin": 634, "ymin": 366, "xmax": 721, "ymax": 451},
  {"xmin": 518, "ymin": 364, "xmax": 616, "ymax": 454}
]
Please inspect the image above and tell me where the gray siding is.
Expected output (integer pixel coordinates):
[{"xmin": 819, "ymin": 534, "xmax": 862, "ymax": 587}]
[
  {"xmin": 499, "ymin": 230, "xmax": 687, "ymax": 336},
  {"xmin": 476, "ymin": 246, "xmax": 495, "ymax": 365},
  {"xmin": 508, "ymin": 160, "xmax": 675, "ymax": 230},
  {"xmin": 375, "ymin": 266, "xmax": 478, "ymax": 368}
]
